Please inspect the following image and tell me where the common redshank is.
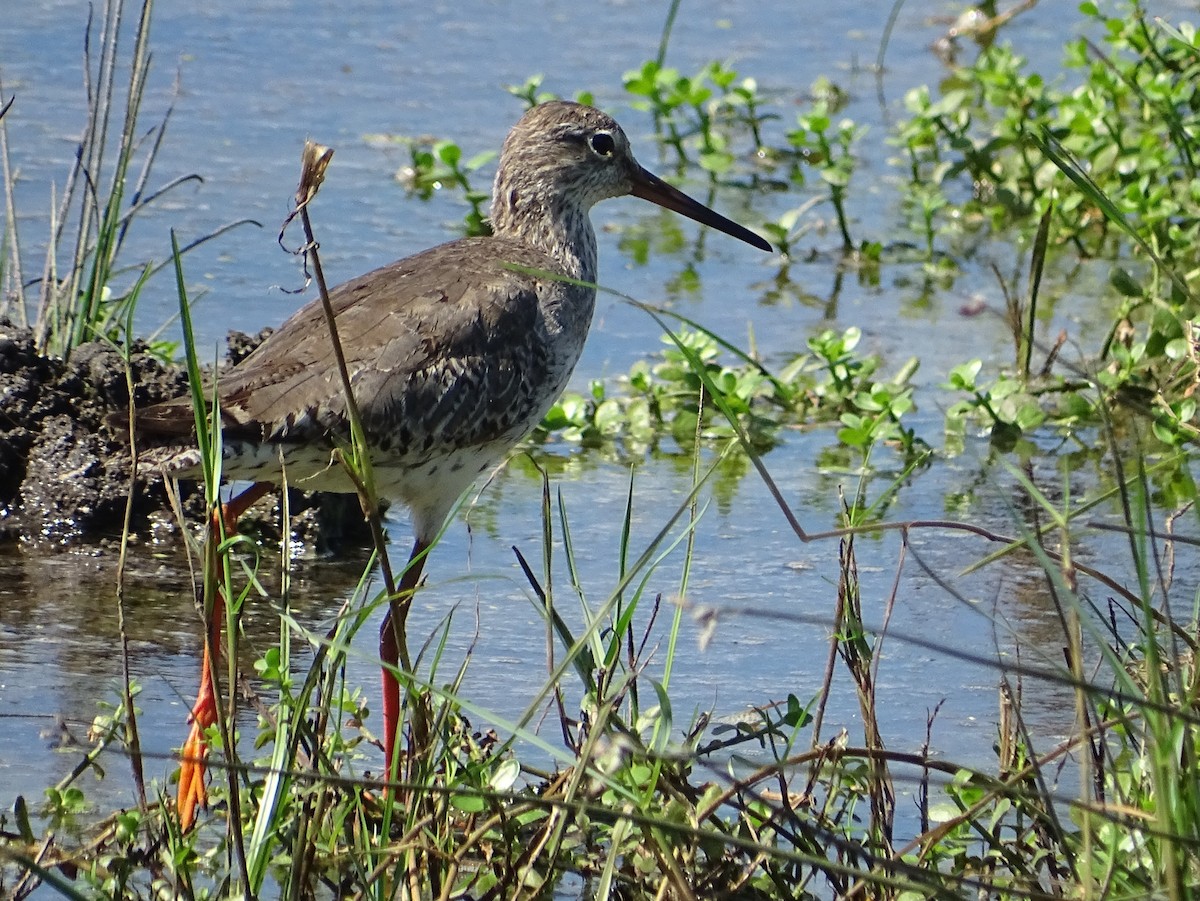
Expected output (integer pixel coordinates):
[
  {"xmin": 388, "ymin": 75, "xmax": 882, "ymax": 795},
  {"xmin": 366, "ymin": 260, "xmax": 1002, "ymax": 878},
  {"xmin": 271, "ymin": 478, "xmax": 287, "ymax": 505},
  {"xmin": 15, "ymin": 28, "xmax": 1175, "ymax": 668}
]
[{"xmin": 130, "ymin": 100, "xmax": 770, "ymax": 828}]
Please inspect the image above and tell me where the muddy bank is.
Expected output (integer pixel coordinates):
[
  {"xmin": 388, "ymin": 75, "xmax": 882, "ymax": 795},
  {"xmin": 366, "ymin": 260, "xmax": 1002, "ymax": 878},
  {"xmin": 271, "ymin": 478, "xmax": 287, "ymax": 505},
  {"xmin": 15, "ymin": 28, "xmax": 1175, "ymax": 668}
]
[{"xmin": 0, "ymin": 324, "xmax": 364, "ymax": 551}]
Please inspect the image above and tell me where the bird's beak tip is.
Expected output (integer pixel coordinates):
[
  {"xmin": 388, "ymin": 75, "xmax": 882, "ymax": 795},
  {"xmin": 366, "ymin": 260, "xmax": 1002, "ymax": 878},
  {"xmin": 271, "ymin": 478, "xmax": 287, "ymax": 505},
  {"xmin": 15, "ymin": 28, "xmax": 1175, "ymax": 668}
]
[
  {"xmin": 749, "ymin": 233, "xmax": 774, "ymax": 253},
  {"xmin": 631, "ymin": 166, "xmax": 773, "ymax": 254}
]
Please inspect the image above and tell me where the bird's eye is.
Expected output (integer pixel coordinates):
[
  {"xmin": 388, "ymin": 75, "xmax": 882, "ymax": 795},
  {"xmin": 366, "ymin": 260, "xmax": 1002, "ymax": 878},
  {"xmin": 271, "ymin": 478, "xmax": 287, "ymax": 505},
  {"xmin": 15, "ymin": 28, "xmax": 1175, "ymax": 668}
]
[{"xmin": 589, "ymin": 131, "xmax": 616, "ymax": 158}]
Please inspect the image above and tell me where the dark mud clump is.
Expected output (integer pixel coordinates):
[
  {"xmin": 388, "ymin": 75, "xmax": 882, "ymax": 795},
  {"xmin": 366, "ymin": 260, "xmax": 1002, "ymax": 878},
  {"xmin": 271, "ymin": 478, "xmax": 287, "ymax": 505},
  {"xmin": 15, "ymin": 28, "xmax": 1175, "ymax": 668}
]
[
  {"xmin": 0, "ymin": 323, "xmax": 366, "ymax": 551},
  {"xmin": 0, "ymin": 324, "xmax": 190, "ymax": 545}
]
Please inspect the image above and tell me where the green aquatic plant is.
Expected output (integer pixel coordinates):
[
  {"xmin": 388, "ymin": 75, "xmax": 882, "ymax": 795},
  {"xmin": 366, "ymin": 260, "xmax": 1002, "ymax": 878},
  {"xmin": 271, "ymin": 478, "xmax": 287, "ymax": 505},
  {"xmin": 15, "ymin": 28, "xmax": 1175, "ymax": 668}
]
[
  {"xmin": 390, "ymin": 136, "xmax": 495, "ymax": 237},
  {"xmin": 897, "ymin": 4, "xmax": 1200, "ymax": 447},
  {"xmin": 623, "ymin": 59, "xmax": 772, "ymax": 179},
  {"xmin": 505, "ymin": 75, "xmax": 594, "ymax": 111},
  {"xmin": 540, "ymin": 321, "xmax": 924, "ymax": 476},
  {"xmin": 786, "ymin": 84, "xmax": 864, "ymax": 253}
]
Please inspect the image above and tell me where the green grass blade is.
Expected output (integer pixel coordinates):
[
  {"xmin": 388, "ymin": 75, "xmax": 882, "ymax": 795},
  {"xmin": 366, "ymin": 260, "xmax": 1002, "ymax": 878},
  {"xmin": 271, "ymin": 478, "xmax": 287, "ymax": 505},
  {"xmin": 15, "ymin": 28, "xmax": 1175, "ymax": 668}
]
[{"xmin": 1034, "ymin": 128, "xmax": 1191, "ymax": 301}]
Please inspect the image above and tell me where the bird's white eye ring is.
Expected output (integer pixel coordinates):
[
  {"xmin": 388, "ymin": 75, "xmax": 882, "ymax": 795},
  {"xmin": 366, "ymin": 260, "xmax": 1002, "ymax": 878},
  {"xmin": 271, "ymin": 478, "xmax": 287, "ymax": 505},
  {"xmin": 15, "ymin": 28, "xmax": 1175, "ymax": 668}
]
[{"xmin": 590, "ymin": 131, "xmax": 616, "ymax": 157}]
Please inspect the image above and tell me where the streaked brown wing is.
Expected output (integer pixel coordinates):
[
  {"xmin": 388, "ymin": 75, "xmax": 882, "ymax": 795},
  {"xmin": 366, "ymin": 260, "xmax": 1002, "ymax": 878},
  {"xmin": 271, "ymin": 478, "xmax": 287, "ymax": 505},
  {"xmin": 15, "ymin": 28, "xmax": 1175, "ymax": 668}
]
[{"xmin": 133, "ymin": 237, "xmax": 562, "ymax": 455}]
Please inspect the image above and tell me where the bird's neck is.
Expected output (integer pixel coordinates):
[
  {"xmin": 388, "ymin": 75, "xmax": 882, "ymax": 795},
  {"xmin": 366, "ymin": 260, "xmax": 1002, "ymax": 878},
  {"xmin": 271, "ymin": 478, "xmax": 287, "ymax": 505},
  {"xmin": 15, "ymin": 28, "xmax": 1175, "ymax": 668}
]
[{"xmin": 490, "ymin": 182, "xmax": 598, "ymax": 284}]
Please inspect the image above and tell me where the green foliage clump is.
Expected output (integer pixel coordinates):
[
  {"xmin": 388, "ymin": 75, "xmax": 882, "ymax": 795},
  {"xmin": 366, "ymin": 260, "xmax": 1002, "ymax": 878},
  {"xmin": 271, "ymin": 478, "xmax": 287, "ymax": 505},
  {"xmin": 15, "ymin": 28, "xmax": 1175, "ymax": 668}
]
[
  {"xmin": 623, "ymin": 59, "xmax": 771, "ymax": 178},
  {"xmin": 539, "ymin": 324, "xmax": 924, "ymax": 474},
  {"xmin": 893, "ymin": 3, "xmax": 1200, "ymax": 448},
  {"xmin": 894, "ymin": 4, "xmax": 1200, "ymax": 262}
]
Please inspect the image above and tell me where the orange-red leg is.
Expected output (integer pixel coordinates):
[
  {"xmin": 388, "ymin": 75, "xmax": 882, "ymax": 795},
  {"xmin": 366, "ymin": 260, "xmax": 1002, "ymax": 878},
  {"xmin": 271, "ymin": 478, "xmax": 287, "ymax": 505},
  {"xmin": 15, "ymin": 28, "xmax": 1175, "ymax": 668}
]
[
  {"xmin": 177, "ymin": 481, "xmax": 273, "ymax": 830},
  {"xmin": 379, "ymin": 539, "xmax": 429, "ymax": 786}
]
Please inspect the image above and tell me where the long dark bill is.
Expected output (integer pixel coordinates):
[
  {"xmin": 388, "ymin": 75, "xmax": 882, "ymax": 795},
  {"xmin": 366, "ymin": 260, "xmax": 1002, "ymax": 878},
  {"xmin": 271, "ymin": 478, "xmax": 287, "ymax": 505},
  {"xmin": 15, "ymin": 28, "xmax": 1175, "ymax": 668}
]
[{"xmin": 630, "ymin": 166, "xmax": 772, "ymax": 252}]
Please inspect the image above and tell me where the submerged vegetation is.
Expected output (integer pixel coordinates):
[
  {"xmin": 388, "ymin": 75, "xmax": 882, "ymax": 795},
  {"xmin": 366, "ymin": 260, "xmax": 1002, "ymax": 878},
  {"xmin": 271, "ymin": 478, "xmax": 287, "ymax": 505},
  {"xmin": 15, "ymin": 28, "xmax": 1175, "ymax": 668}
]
[{"xmin": 2, "ymin": 0, "xmax": 1199, "ymax": 899}]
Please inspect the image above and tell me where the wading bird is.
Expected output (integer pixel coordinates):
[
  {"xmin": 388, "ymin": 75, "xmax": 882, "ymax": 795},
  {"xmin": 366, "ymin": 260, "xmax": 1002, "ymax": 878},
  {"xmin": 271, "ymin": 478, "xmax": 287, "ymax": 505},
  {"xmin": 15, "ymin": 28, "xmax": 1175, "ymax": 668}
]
[{"xmin": 128, "ymin": 100, "xmax": 771, "ymax": 828}]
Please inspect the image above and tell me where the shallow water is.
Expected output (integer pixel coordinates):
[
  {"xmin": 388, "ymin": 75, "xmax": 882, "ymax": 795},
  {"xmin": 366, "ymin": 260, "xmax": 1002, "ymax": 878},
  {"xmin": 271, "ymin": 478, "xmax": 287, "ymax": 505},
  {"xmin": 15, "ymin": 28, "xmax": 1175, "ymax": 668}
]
[{"xmin": 1, "ymin": 0, "xmax": 1197, "ymax": 881}]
